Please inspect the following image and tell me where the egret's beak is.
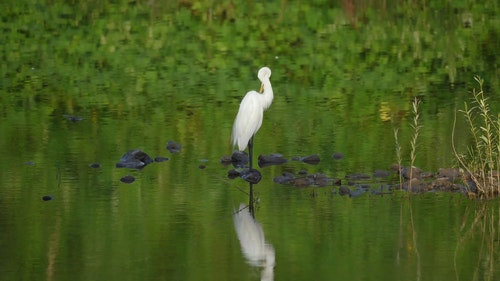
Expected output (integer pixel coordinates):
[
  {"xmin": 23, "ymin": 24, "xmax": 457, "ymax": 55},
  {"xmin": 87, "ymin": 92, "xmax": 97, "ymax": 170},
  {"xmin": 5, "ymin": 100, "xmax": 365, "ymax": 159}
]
[{"xmin": 259, "ymin": 84, "xmax": 264, "ymax": 93}]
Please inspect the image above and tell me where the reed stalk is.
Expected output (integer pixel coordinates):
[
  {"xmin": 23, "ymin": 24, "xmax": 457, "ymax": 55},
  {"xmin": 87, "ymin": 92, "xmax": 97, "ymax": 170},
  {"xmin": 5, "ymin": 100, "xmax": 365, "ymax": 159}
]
[{"xmin": 452, "ymin": 76, "xmax": 500, "ymax": 199}]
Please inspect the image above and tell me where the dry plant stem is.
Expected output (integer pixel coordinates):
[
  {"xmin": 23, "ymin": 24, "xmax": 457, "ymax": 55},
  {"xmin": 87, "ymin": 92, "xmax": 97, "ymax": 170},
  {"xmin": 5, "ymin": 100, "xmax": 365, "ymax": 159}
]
[
  {"xmin": 409, "ymin": 97, "xmax": 422, "ymax": 280},
  {"xmin": 409, "ymin": 97, "xmax": 422, "ymax": 190},
  {"xmin": 394, "ymin": 128, "xmax": 403, "ymax": 189}
]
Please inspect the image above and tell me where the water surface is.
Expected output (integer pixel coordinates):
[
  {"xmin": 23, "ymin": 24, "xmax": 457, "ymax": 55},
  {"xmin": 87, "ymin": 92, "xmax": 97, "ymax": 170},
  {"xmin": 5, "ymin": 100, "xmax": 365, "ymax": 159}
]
[{"xmin": 1, "ymin": 1, "xmax": 499, "ymax": 280}]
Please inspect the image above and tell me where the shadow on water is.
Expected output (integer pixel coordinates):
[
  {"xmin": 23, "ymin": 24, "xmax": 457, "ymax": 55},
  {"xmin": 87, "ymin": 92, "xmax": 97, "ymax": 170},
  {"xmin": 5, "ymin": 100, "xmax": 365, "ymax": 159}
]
[{"xmin": 233, "ymin": 182, "xmax": 275, "ymax": 281}]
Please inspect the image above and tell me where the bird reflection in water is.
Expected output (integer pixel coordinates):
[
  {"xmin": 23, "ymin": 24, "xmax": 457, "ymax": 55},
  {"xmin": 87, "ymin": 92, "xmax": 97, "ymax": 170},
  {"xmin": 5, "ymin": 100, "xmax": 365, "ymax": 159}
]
[{"xmin": 233, "ymin": 203, "xmax": 275, "ymax": 281}]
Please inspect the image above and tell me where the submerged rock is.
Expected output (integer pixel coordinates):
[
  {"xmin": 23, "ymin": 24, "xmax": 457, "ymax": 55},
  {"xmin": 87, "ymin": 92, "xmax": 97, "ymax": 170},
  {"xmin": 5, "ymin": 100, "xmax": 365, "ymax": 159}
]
[
  {"xmin": 400, "ymin": 166, "xmax": 422, "ymax": 180},
  {"xmin": 220, "ymin": 155, "xmax": 232, "ymax": 165},
  {"xmin": 402, "ymin": 178, "xmax": 425, "ymax": 192},
  {"xmin": 120, "ymin": 175, "xmax": 135, "ymax": 184},
  {"xmin": 42, "ymin": 195, "xmax": 54, "ymax": 201},
  {"xmin": 438, "ymin": 168, "xmax": 460, "ymax": 181},
  {"xmin": 241, "ymin": 169, "xmax": 262, "ymax": 184},
  {"xmin": 291, "ymin": 177, "xmax": 314, "ymax": 188},
  {"xmin": 301, "ymin": 155, "xmax": 321, "ymax": 165},
  {"xmin": 349, "ymin": 189, "xmax": 366, "ymax": 198},
  {"xmin": 373, "ymin": 170, "xmax": 390, "ymax": 178},
  {"xmin": 332, "ymin": 152, "xmax": 344, "ymax": 160},
  {"xmin": 345, "ymin": 173, "xmax": 371, "ymax": 180},
  {"xmin": 116, "ymin": 149, "xmax": 154, "ymax": 169},
  {"xmin": 231, "ymin": 151, "xmax": 249, "ymax": 167},
  {"xmin": 154, "ymin": 156, "xmax": 169, "ymax": 162},
  {"xmin": 166, "ymin": 140, "xmax": 182, "ymax": 153},
  {"xmin": 63, "ymin": 115, "xmax": 84, "ymax": 122},
  {"xmin": 274, "ymin": 172, "xmax": 295, "ymax": 184},
  {"xmin": 338, "ymin": 186, "xmax": 351, "ymax": 196},
  {"xmin": 429, "ymin": 177, "xmax": 457, "ymax": 191},
  {"xmin": 258, "ymin": 154, "xmax": 288, "ymax": 167},
  {"xmin": 89, "ymin": 162, "xmax": 101, "ymax": 168},
  {"xmin": 227, "ymin": 169, "xmax": 241, "ymax": 179}
]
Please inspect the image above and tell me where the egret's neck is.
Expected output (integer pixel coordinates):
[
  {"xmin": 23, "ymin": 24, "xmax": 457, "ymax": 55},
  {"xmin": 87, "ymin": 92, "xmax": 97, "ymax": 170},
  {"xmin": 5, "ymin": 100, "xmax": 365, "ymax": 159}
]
[{"xmin": 261, "ymin": 79, "xmax": 273, "ymax": 110}]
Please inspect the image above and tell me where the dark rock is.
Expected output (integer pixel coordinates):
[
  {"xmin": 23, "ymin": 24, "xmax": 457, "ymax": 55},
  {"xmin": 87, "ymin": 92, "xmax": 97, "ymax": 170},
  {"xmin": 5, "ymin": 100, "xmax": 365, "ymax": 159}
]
[
  {"xmin": 345, "ymin": 173, "xmax": 371, "ymax": 180},
  {"xmin": 438, "ymin": 168, "xmax": 460, "ymax": 181},
  {"xmin": 332, "ymin": 178, "xmax": 342, "ymax": 186},
  {"xmin": 314, "ymin": 177, "xmax": 330, "ymax": 187},
  {"xmin": 357, "ymin": 184, "xmax": 371, "ymax": 190},
  {"xmin": 371, "ymin": 187, "xmax": 393, "ymax": 196},
  {"xmin": 339, "ymin": 186, "xmax": 351, "ymax": 196},
  {"xmin": 258, "ymin": 154, "xmax": 288, "ymax": 167},
  {"xmin": 400, "ymin": 166, "xmax": 422, "ymax": 180},
  {"xmin": 349, "ymin": 187, "xmax": 367, "ymax": 198},
  {"xmin": 227, "ymin": 169, "xmax": 241, "ymax": 179},
  {"xmin": 199, "ymin": 164, "xmax": 206, "ymax": 169},
  {"xmin": 154, "ymin": 156, "xmax": 169, "ymax": 162},
  {"xmin": 166, "ymin": 140, "xmax": 182, "ymax": 153},
  {"xmin": 291, "ymin": 177, "xmax": 313, "ymax": 188},
  {"xmin": 309, "ymin": 173, "xmax": 327, "ymax": 180},
  {"xmin": 420, "ymin": 171, "xmax": 434, "ymax": 178},
  {"xmin": 273, "ymin": 172, "xmax": 295, "ymax": 184},
  {"xmin": 231, "ymin": 151, "xmax": 249, "ymax": 167},
  {"xmin": 120, "ymin": 175, "xmax": 135, "ymax": 184},
  {"xmin": 373, "ymin": 170, "xmax": 390, "ymax": 178},
  {"xmin": 220, "ymin": 155, "xmax": 232, "ymax": 165},
  {"xmin": 63, "ymin": 115, "xmax": 84, "ymax": 122},
  {"xmin": 430, "ymin": 177, "xmax": 456, "ymax": 191},
  {"xmin": 402, "ymin": 178, "xmax": 425, "ymax": 192},
  {"xmin": 309, "ymin": 173, "xmax": 330, "ymax": 186},
  {"xmin": 332, "ymin": 152, "xmax": 344, "ymax": 160},
  {"xmin": 301, "ymin": 155, "xmax": 320, "ymax": 165},
  {"xmin": 89, "ymin": 162, "xmax": 101, "ymax": 168},
  {"xmin": 116, "ymin": 159, "xmax": 146, "ymax": 169},
  {"xmin": 42, "ymin": 195, "xmax": 54, "ymax": 201},
  {"xmin": 116, "ymin": 149, "xmax": 154, "ymax": 169},
  {"xmin": 391, "ymin": 164, "xmax": 403, "ymax": 173},
  {"xmin": 241, "ymin": 169, "xmax": 262, "ymax": 184}
]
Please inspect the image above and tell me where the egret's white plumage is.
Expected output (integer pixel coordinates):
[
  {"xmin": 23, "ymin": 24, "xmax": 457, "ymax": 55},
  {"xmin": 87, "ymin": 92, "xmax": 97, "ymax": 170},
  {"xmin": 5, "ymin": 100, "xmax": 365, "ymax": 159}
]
[{"xmin": 231, "ymin": 67, "xmax": 273, "ymax": 151}]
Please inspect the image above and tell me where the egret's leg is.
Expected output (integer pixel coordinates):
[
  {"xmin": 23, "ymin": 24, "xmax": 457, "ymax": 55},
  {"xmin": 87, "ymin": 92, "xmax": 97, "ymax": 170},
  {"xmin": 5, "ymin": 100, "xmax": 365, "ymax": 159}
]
[
  {"xmin": 249, "ymin": 183, "xmax": 254, "ymax": 218},
  {"xmin": 248, "ymin": 136, "xmax": 255, "ymax": 218},
  {"xmin": 248, "ymin": 135, "xmax": 254, "ymax": 169}
]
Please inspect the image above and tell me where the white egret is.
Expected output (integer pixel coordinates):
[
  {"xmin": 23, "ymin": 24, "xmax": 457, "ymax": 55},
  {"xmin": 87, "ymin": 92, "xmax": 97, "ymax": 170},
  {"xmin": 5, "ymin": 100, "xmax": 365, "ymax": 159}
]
[{"xmin": 231, "ymin": 67, "xmax": 273, "ymax": 169}]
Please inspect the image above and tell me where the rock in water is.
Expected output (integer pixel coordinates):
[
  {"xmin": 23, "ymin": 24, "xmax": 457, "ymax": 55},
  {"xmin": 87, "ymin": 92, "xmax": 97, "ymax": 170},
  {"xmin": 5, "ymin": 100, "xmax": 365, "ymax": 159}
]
[
  {"xmin": 240, "ymin": 169, "xmax": 262, "ymax": 184},
  {"xmin": 231, "ymin": 151, "xmax": 249, "ymax": 167},
  {"xmin": 166, "ymin": 141, "xmax": 182, "ymax": 153},
  {"xmin": 116, "ymin": 149, "xmax": 154, "ymax": 169},
  {"xmin": 120, "ymin": 175, "xmax": 135, "ymax": 184},
  {"xmin": 154, "ymin": 156, "xmax": 169, "ymax": 162},
  {"xmin": 63, "ymin": 115, "xmax": 84, "ymax": 122},
  {"xmin": 301, "ymin": 155, "xmax": 320, "ymax": 165},
  {"xmin": 42, "ymin": 195, "xmax": 54, "ymax": 201},
  {"xmin": 258, "ymin": 154, "xmax": 288, "ymax": 167}
]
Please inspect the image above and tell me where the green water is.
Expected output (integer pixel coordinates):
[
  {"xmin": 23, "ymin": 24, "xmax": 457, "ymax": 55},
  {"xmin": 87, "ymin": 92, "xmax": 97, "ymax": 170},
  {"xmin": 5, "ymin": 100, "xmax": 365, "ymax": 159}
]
[{"xmin": 1, "ymin": 1, "xmax": 499, "ymax": 280}]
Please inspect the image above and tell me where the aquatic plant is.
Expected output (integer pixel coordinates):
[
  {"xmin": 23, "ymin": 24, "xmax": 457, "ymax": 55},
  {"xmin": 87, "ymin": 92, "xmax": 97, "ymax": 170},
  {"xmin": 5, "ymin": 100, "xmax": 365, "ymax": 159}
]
[
  {"xmin": 393, "ymin": 97, "xmax": 422, "ymax": 191},
  {"xmin": 409, "ymin": 98, "xmax": 423, "ymax": 184},
  {"xmin": 453, "ymin": 77, "xmax": 500, "ymax": 199}
]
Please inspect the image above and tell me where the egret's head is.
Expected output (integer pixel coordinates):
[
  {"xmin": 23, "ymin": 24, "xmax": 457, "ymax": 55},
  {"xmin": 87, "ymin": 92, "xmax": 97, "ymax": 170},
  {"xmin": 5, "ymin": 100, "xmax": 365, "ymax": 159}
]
[
  {"xmin": 257, "ymin": 67, "xmax": 271, "ymax": 81},
  {"xmin": 258, "ymin": 67, "xmax": 271, "ymax": 93}
]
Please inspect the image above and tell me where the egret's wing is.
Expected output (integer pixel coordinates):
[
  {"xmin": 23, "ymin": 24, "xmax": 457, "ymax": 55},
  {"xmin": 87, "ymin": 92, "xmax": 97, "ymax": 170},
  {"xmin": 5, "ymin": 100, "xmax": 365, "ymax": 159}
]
[{"xmin": 232, "ymin": 91, "xmax": 264, "ymax": 151}]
